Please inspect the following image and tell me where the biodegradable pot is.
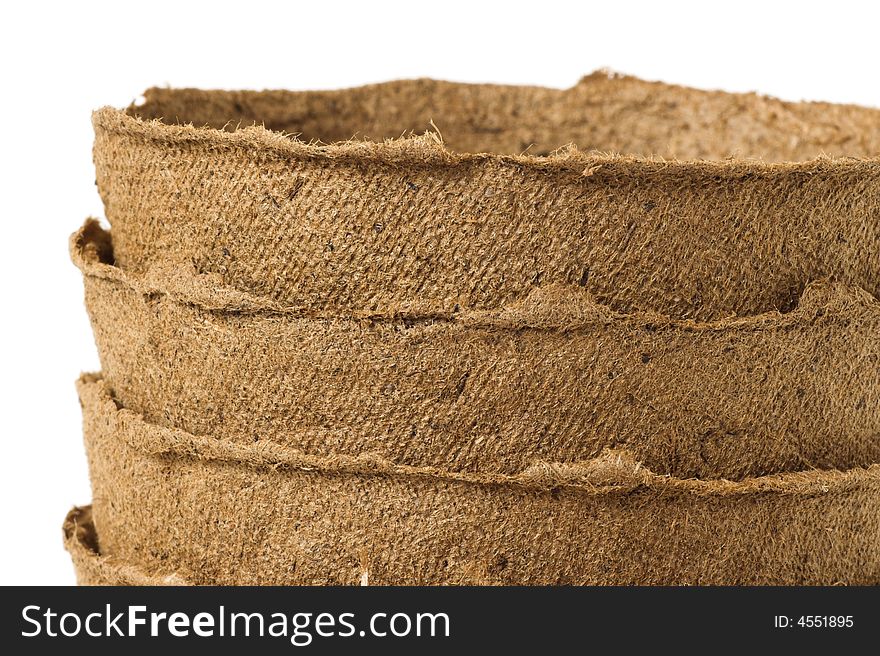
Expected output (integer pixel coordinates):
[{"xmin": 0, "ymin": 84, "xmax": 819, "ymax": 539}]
[
  {"xmin": 73, "ymin": 221, "xmax": 880, "ymax": 480},
  {"xmin": 79, "ymin": 375, "xmax": 880, "ymax": 586},
  {"xmin": 93, "ymin": 74, "xmax": 880, "ymax": 321},
  {"xmin": 72, "ymin": 74, "xmax": 880, "ymax": 587}
]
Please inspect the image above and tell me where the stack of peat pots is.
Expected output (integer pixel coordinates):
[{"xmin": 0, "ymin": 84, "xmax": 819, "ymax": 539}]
[{"xmin": 66, "ymin": 73, "xmax": 880, "ymax": 585}]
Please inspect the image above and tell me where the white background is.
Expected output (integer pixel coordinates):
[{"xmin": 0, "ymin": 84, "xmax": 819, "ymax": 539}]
[{"xmin": 1, "ymin": 0, "xmax": 878, "ymax": 585}]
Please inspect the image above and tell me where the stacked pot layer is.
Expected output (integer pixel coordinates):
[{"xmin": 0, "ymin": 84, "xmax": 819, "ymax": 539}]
[{"xmin": 66, "ymin": 75, "xmax": 880, "ymax": 585}]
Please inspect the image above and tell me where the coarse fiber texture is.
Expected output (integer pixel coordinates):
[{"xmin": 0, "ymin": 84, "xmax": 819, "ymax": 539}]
[
  {"xmin": 94, "ymin": 74, "xmax": 880, "ymax": 321},
  {"xmin": 74, "ymin": 221, "xmax": 880, "ymax": 480},
  {"xmin": 63, "ymin": 506, "xmax": 186, "ymax": 586},
  {"xmin": 80, "ymin": 374, "xmax": 880, "ymax": 586}
]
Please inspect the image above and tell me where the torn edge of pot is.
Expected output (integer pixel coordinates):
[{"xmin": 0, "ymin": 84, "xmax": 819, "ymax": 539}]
[
  {"xmin": 71, "ymin": 219, "xmax": 880, "ymax": 329},
  {"xmin": 92, "ymin": 92, "xmax": 880, "ymax": 175},
  {"xmin": 79, "ymin": 374, "xmax": 880, "ymax": 496},
  {"xmin": 64, "ymin": 506, "xmax": 188, "ymax": 586}
]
